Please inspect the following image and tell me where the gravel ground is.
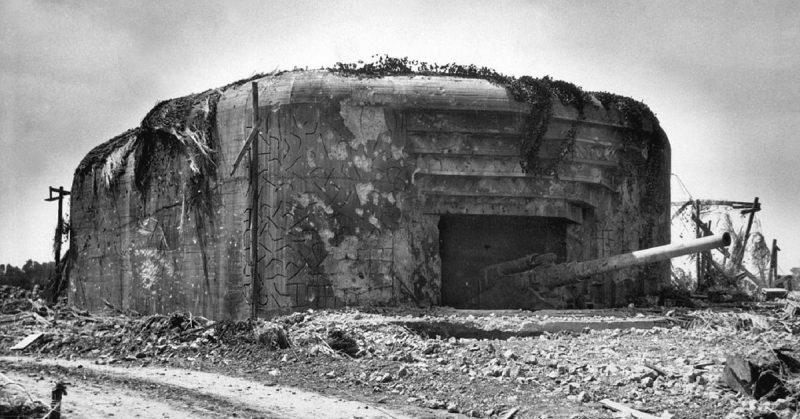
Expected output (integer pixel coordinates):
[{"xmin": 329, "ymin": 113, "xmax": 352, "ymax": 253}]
[{"xmin": 2, "ymin": 287, "xmax": 799, "ymax": 419}]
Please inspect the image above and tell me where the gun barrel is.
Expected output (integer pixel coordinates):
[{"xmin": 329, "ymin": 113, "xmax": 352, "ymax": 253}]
[
  {"xmin": 506, "ymin": 233, "xmax": 731, "ymax": 289},
  {"xmin": 482, "ymin": 252, "xmax": 557, "ymax": 278}
]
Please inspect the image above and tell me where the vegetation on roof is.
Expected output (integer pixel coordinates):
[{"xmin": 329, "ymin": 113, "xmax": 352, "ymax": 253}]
[
  {"xmin": 329, "ymin": 55, "xmax": 661, "ymax": 176},
  {"xmin": 75, "ymin": 128, "xmax": 139, "ymax": 179},
  {"xmin": 77, "ymin": 55, "xmax": 662, "ymax": 187}
]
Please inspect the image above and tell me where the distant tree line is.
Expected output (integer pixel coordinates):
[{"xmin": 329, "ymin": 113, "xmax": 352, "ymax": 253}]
[{"xmin": 0, "ymin": 260, "xmax": 54, "ymax": 290}]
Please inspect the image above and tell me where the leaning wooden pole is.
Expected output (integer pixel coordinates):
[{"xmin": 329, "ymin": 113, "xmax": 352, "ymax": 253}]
[
  {"xmin": 56, "ymin": 188, "xmax": 64, "ymax": 265},
  {"xmin": 734, "ymin": 197, "xmax": 760, "ymax": 269},
  {"xmin": 250, "ymin": 82, "xmax": 260, "ymax": 319},
  {"xmin": 45, "ymin": 187, "xmax": 70, "ymax": 267},
  {"xmin": 45, "ymin": 186, "xmax": 70, "ymax": 301}
]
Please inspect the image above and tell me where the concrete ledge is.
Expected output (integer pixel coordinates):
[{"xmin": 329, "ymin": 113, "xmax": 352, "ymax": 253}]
[{"xmin": 392, "ymin": 315, "xmax": 671, "ymax": 340}]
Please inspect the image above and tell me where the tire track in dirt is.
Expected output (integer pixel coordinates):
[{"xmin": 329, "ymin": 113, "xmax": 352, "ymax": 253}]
[
  {"xmin": 1, "ymin": 356, "xmax": 417, "ymax": 418},
  {"xmin": 2, "ymin": 368, "xmax": 229, "ymax": 418}
]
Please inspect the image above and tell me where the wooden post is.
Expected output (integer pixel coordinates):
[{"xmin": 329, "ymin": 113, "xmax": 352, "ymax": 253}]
[
  {"xmin": 250, "ymin": 82, "xmax": 260, "ymax": 319},
  {"xmin": 49, "ymin": 382, "xmax": 67, "ymax": 419},
  {"xmin": 734, "ymin": 197, "xmax": 760, "ymax": 269},
  {"xmin": 45, "ymin": 186, "xmax": 70, "ymax": 267},
  {"xmin": 690, "ymin": 212, "xmax": 715, "ymax": 290},
  {"xmin": 769, "ymin": 239, "xmax": 780, "ymax": 287},
  {"xmin": 693, "ymin": 200, "xmax": 703, "ymax": 288},
  {"xmin": 45, "ymin": 186, "xmax": 71, "ymax": 301},
  {"xmin": 705, "ymin": 221, "xmax": 712, "ymax": 285},
  {"xmin": 230, "ymin": 82, "xmax": 267, "ymax": 318}
]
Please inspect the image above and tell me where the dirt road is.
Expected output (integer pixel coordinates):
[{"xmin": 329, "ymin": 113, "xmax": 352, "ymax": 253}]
[{"xmin": 1, "ymin": 356, "xmax": 426, "ymax": 418}]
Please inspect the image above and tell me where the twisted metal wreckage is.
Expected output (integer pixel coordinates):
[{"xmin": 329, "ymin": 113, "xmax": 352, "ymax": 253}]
[{"xmin": 670, "ymin": 197, "xmax": 788, "ymax": 298}]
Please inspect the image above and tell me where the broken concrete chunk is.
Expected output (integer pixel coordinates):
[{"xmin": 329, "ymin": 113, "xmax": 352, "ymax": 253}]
[
  {"xmin": 774, "ymin": 348, "xmax": 800, "ymax": 373},
  {"xmin": 784, "ymin": 300, "xmax": 800, "ymax": 317},
  {"xmin": 326, "ymin": 329, "xmax": 359, "ymax": 357},
  {"xmin": 724, "ymin": 354, "xmax": 754, "ymax": 396},
  {"xmin": 281, "ymin": 312, "xmax": 305, "ymax": 325},
  {"xmin": 599, "ymin": 399, "xmax": 663, "ymax": 419},
  {"xmin": 397, "ymin": 365, "xmax": 409, "ymax": 377},
  {"xmin": 723, "ymin": 349, "xmax": 791, "ymax": 401},
  {"xmin": 425, "ymin": 399, "xmax": 446, "ymax": 409},
  {"xmin": 254, "ymin": 322, "xmax": 290, "ymax": 350},
  {"xmin": 752, "ymin": 370, "xmax": 789, "ymax": 401},
  {"xmin": 446, "ymin": 402, "xmax": 459, "ymax": 413},
  {"xmin": 421, "ymin": 342, "xmax": 440, "ymax": 355}
]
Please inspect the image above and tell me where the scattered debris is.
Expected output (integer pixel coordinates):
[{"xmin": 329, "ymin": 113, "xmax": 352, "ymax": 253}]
[
  {"xmin": 10, "ymin": 332, "xmax": 44, "ymax": 351},
  {"xmin": 2, "ymin": 286, "xmax": 800, "ymax": 417},
  {"xmin": 599, "ymin": 399, "xmax": 671, "ymax": 419},
  {"xmin": 253, "ymin": 322, "xmax": 290, "ymax": 350},
  {"xmin": 644, "ymin": 362, "xmax": 670, "ymax": 378},
  {"xmin": 0, "ymin": 286, "xmax": 43, "ymax": 315},
  {"xmin": 498, "ymin": 406, "xmax": 519, "ymax": 419}
]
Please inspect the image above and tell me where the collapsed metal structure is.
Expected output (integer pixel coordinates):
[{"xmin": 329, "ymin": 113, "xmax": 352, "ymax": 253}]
[
  {"xmin": 69, "ymin": 68, "xmax": 671, "ymax": 318},
  {"xmin": 670, "ymin": 198, "xmax": 780, "ymax": 296}
]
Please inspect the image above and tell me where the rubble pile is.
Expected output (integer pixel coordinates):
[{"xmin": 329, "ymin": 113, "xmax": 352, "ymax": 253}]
[
  {"xmin": 273, "ymin": 308, "xmax": 800, "ymax": 417},
  {"xmin": 0, "ymin": 300, "xmax": 294, "ymax": 364},
  {"xmin": 0, "ymin": 285, "xmax": 42, "ymax": 315},
  {"xmin": 2, "ymin": 288, "xmax": 800, "ymax": 418}
]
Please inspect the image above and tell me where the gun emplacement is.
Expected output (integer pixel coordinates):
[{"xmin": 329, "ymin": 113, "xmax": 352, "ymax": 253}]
[{"xmin": 480, "ymin": 233, "xmax": 731, "ymax": 291}]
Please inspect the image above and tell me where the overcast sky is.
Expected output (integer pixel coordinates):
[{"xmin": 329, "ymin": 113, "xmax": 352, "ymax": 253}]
[{"xmin": 1, "ymin": 0, "xmax": 799, "ymax": 271}]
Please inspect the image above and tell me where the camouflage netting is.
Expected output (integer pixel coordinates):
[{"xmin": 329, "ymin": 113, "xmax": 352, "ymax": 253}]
[
  {"xmin": 76, "ymin": 89, "xmax": 220, "ymax": 193},
  {"xmin": 72, "ymin": 70, "xmax": 273, "ymax": 203},
  {"xmin": 136, "ymin": 89, "xmax": 221, "ymax": 192},
  {"xmin": 75, "ymin": 128, "xmax": 139, "ymax": 186}
]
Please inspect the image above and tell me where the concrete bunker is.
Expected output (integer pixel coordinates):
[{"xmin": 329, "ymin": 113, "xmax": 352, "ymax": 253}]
[{"xmin": 68, "ymin": 63, "xmax": 671, "ymax": 319}]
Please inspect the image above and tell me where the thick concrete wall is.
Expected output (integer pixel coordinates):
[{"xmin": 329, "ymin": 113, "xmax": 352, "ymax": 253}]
[{"xmin": 69, "ymin": 71, "xmax": 670, "ymax": 318}]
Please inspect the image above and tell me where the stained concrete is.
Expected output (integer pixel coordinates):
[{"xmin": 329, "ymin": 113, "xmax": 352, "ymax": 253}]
[{"xmin": 69, "ymin": 71, "xmax": 670, "ymax": 318}]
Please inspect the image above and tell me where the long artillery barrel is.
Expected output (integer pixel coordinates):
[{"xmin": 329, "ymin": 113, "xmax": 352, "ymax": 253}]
[{"xmin": 482, "ymin": 233, "xmax": 731, "ymax": 291}]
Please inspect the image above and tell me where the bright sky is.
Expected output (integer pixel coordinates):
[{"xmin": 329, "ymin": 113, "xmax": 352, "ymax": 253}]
[{"xmin": 1, "ymin": 0, "xmax": 799, "ymax": 271}]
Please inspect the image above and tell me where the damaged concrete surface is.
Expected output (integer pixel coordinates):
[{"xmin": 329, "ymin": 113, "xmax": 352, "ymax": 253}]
[{"xmin": 69, "ymin": 70, "xmax": 670, "ymax": 318}]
